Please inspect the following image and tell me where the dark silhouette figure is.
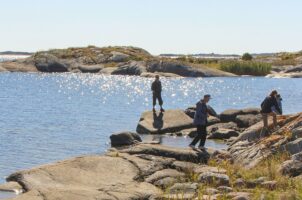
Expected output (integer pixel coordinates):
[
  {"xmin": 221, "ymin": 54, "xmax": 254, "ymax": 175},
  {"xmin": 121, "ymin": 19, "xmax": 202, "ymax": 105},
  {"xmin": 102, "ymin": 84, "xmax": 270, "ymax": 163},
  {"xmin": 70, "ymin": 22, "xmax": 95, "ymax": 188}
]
[{"xmin": 151, "ymin": 75, "xmax": 165, "ymax": 112}]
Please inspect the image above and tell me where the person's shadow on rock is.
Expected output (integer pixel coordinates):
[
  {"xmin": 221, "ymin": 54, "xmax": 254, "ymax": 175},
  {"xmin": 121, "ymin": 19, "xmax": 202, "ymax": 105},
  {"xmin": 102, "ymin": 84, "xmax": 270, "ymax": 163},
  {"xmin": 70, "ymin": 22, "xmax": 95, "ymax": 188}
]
[{"xmin": 153, "ymin": 112, "xmax": 164, "ymax": 131}]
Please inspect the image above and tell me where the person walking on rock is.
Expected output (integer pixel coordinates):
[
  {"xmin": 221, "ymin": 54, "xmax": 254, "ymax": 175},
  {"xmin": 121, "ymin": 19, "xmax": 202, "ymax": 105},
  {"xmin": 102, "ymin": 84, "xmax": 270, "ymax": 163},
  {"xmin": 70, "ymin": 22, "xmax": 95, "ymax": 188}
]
[
  {"xmin": 260, "ymin": 90, "xmax": 282, "ymax": 135},
  {"xmin": 189, "ymin": 94, "xmax": 212, "ymax": 150},
  {"xmin": 151, "ymin": 75, "xmax": 165, "ymax": 112}
]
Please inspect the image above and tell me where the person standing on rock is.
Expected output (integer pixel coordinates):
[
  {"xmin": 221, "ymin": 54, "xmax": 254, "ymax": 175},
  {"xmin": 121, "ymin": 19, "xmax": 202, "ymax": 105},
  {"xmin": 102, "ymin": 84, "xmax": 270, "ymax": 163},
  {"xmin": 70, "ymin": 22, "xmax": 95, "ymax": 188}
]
[
  {"xmin": 189, "ymin": 94, "xmax": 212, "ymax": 150},
  {"xmin": 260, "ymin": 90, "xmax": 282, "ymax": 134},
  {"xmin": 151, "ymin": 75, "xmax": 165, "ymax": 112}
]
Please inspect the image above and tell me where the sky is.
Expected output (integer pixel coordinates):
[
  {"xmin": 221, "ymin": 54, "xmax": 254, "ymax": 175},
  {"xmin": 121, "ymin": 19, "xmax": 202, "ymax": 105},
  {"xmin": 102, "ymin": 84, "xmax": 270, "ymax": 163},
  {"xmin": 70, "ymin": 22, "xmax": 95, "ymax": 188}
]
[{"xmin": 1, "ymin": 0, "xmax": 302, "ymax": 55}]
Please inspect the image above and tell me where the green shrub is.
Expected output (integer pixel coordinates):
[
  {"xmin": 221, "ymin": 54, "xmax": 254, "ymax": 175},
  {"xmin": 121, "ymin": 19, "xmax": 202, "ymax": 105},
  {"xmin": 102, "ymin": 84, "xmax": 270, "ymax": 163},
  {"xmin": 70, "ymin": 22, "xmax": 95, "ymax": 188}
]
[
  {"xmin": 242, "ymin": 53, "xmax": 253, "ymax": 61},
  {"xmin": 220, "ymin": 60, "xmax": 272, "ymax": 76}
]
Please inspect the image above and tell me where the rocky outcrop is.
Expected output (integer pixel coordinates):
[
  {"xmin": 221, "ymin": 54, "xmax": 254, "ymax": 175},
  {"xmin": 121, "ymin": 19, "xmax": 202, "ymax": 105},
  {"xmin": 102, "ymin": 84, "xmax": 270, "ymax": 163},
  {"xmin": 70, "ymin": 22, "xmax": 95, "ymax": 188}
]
[
  {"xmin": 228, "ymin": 113, "xmax": 302, "ymax": 168},
  {"xmin": 136, "ymin": 110, "xmax": 194, "ymax": 134}
]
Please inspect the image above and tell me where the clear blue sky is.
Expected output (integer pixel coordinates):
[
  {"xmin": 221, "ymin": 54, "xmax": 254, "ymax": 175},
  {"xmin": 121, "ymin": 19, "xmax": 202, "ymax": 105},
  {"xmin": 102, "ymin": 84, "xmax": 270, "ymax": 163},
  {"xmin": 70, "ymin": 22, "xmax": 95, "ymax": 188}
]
[{"xmin": 1, "ymin": 0, "xmax": 301, "ymax": 55}]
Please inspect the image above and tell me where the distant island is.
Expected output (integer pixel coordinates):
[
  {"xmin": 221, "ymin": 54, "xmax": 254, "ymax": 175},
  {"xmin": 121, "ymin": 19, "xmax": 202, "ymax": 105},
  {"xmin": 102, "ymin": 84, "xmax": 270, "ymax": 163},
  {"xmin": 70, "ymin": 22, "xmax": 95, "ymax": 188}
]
[
  {"xmin": 0, "ymin": 51, "xmax": 33, "ymax": 55},
  {"xmin": 0, "ymin": 46, "xmax": 301, "ymax": 78}
]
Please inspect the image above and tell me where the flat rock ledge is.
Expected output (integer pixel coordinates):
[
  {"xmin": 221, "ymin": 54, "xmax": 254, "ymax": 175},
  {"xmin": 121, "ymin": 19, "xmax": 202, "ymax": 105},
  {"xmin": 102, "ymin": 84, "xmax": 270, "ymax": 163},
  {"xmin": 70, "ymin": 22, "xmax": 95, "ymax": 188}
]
[{"xmin": 2, "ymin": 144, "xmax": 227, "ymax": 200}]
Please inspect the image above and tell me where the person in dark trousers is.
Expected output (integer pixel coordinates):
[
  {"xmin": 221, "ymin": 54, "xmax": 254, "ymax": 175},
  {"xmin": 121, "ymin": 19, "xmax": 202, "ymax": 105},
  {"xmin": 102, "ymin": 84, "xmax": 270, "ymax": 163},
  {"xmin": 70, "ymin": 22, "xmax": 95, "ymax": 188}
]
[
  {"xmin": 260, "ymin": 90, "xmax": 282, "ymax": 134},
  {"xmin": 189, "ymin": 94, "xmax": 212, "ymax": 150},
  {"xmin": 151, "ymin": 75, "xmax": 165, "ymax": 112}
]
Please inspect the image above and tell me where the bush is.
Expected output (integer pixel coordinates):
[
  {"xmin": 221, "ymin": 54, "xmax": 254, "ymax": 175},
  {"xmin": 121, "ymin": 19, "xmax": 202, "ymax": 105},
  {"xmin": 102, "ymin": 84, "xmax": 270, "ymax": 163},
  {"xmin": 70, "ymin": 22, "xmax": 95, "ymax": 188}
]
[
  {"xmin": 242, "ymin": 53, "xmax": 253, "ymax": 61},
  {"xmin": 220, "ymin": 60, "xmax": 272, "ymax": 76}
]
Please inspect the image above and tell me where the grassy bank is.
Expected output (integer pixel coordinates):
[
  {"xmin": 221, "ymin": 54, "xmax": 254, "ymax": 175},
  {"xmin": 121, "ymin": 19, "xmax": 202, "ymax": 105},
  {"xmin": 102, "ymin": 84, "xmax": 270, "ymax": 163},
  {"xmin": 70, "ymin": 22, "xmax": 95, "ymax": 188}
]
[
  {"xmin": 164, "ymin": 152, "xmax": 302, "ymax": 200},
  {"xmin": 220, "ymin": 60, "xmax": 272, "ymax": 76}
]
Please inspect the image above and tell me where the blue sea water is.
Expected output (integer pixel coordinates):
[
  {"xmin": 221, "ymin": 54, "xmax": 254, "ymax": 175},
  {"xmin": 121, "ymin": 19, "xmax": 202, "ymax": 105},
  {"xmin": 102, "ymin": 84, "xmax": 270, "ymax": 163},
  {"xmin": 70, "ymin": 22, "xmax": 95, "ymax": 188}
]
[{"xmin": 0, "ymin": 72, "xmax": 302, "ymax": 184}]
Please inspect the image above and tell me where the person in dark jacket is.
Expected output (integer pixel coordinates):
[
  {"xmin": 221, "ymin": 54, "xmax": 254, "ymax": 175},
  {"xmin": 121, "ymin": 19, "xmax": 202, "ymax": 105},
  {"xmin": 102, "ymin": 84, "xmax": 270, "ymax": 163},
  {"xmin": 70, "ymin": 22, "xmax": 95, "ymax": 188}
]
[
  {"xmin": 151, "ymin": 75, "xmax": 165, "ymax": 112},
  {"xmin": 189, "ymin": 94, "xmax": 212, "ymax": 150},
  {"xmin": 260, "ymin": 90, "xmax": 282, "ymax": 133}
]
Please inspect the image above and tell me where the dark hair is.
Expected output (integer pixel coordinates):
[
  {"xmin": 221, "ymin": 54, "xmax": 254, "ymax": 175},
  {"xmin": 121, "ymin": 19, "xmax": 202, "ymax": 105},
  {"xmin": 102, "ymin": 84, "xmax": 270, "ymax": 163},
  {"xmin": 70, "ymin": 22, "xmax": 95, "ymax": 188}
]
[{"xmin": 269, "ymin": 90, "xmax": 278, "ymax": 97}]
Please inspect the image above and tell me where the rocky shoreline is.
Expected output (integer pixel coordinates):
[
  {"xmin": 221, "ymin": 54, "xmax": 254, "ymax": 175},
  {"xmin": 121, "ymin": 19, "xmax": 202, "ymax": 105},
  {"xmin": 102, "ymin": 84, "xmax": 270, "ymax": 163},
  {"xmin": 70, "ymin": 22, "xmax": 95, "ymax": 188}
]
[
  {"xmin": 1, "ymin": 46, "xmax": 301, "ymax": 78},
  {"xmin": 1, "ymin": 107, "xmax": 302, "ymax": 199}
]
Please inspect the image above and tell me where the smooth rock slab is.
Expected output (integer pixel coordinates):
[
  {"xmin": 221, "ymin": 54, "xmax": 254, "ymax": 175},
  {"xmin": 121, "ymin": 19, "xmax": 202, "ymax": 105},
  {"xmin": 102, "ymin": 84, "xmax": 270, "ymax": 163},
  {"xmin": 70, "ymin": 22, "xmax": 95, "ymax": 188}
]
[
  {"xmin": 6, "ymin": 155, "xmax": 161, "ymax": 200},
  {"xmin": 136, "ymin": 110, "xmax": 194, "ymax": 134}
]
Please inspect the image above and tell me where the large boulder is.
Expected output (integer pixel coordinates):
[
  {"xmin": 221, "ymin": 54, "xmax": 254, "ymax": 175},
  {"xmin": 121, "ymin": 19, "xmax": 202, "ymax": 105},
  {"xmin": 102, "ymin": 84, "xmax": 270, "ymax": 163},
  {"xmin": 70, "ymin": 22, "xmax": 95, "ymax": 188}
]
[
  {"xmin": 112, "ymin": 61, "xmax": 147, "ymax": 75},
  {"xmin": 136, "ymin": 110, "xmax": 194, "ymax": 134},
  {"xmin": 220, "ymin": 108, "xmax": 260, "ymax": 123},
  {"xmin": 235, "ymin": 114, "xmax": 262, "ymax": 128},
  {"xmin": 208, "ymin": 128, "xmax": 239, "ymax": 140},
  {"xmin": 34, "ymin": 54, "xmax": 70, "ymax": 72},
  {"xmin": 220, "ymin": 109, "xmax": 243, "ymax": 122},
  {"xmin": 110, "ymin": 131, "xmax": 142, "ymax": 147}
]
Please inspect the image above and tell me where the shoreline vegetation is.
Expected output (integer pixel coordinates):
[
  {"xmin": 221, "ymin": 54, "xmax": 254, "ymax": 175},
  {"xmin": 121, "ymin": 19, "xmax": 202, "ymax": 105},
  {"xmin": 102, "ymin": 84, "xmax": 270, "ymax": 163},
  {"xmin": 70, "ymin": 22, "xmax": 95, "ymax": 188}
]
[{"xmin": 0, "ymin": 46, "xmax": 301, "ymax": 78}]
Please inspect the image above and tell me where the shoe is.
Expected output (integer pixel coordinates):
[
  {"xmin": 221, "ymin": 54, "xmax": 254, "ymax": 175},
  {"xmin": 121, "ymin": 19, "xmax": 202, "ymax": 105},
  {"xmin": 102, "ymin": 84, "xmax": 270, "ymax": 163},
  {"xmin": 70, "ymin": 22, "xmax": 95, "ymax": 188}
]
[
  {"xmin": 198, "ymin": 146, "xmax": 206, "ymax": 151},
  {"xmin": 160, "ymin": 108, "xmax": 165, "ymax": 112},
  {"xmin": 152, "ymin": 108, "xmax": 156, "ymax": 113},
  {"xmin": 260, "ymin": 128, "xmax": 269, "ymax": 138}
]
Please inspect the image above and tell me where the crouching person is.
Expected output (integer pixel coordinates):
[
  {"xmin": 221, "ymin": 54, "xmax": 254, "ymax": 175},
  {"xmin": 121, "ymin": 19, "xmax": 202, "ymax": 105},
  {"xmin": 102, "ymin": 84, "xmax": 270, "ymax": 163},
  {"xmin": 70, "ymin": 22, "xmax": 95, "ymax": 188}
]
[{"xmin": 260, "ymin": 90, "xmax": 282, "ymax": 136}]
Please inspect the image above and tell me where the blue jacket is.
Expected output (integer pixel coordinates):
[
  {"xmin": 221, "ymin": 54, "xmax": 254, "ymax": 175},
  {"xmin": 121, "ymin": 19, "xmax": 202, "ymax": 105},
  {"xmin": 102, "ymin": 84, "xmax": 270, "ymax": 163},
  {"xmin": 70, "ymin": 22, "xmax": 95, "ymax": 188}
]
[{"xmin": 193, "ymin": 101, "xmax": 208, "ymax": 126}]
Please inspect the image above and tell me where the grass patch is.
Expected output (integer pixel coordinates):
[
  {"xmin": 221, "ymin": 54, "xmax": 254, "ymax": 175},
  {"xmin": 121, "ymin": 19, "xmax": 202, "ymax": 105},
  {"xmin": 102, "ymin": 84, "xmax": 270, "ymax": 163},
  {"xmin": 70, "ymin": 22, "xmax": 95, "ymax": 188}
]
[
  {"xmin": 206, "ymin": 152, "xmax": 302, "ymax": 200},
  {"xmin": 219, "ymin": 60, "xmax": 272, "ymax": 76}
]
